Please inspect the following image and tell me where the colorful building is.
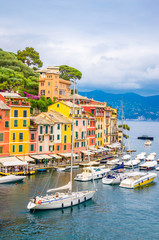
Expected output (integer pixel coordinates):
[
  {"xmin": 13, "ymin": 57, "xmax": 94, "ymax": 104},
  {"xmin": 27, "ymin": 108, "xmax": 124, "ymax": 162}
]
[
  {"xmin": 37, "ymin": 66, "xmax": 71, "ymax": 100},
  {"xmin": 0, "ymin": 100, "xmax": 10, "ymax": 156},
  {"xmin": 31, "ymin": 110, "xmax": 72, "ymax": 155},
  {"xmin": 0, "ymin": 92, "xmax": 30, "ymax": 156},
  {"xmin": 48, "ymin": 101, "xmax": 87, "ymax": 156}
]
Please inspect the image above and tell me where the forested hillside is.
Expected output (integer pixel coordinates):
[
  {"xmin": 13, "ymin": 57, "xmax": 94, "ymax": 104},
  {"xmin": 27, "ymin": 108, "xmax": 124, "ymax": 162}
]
[{"xmin": 0, "ymin": 48, "xmax": 39, "ymax": 95}]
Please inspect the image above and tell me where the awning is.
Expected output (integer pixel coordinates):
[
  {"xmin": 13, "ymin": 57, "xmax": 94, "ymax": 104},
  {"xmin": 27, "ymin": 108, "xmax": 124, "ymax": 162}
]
[
  {"xmin": 30, "ymin": 155, "xmax": 44, "ymax": 160},
  {"xmin": 58, "ymin": 153, "xmax": 79, "ymax": 158},
  {"xmin": 39, "ymin": 154, "xmax": 52, "ymax": 159},
  {"xmin": 17, "ymin": 156, "xmax": 35, "ymax": 162},
  {"xmin": 0, "ymin": 157, "xmax": 28, "ymax": 167},
  {"xmin": 81, "ymin": 150, "xmax": 94, "ymax": 155},
  {"xmin": 88, "ymin": 147, "xmax": 97, "ymax": 151},
  {"xmin": 49, "ymin": 154, "xmax": 62, "ymax": 159}
]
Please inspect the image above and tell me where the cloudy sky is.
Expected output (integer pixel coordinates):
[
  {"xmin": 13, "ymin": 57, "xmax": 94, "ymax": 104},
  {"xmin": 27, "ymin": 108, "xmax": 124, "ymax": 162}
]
[{"xmin": 1, "ymin": 0, "xmax": 159, "ymax": 96}]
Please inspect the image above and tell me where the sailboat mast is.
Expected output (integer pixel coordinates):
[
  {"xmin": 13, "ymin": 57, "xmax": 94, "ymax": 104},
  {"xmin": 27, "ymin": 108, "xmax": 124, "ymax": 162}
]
[{"xmin": 70, "ymin": 79, "xmax": 76, "ymax": 192}]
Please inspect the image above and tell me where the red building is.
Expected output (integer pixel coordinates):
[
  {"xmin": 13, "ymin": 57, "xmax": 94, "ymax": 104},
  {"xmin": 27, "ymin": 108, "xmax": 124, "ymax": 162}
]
[{"xmin": 0, "ymin": 100, "xmax": 10, "ymax": 156}]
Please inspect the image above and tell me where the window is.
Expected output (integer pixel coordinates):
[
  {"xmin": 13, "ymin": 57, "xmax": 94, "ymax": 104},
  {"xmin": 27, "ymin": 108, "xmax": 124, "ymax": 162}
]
[
  {"xmin": 48, "ymin": 82, "xmax": 50, "ymax": 86},
  {"xmin": 23, "ymin": 110, "xmax": 27, "ymax": 117},
  {"xmin": 41, "ymin": 90, "xmax": 45, "ymax": 95},
  {"xmin": 51, "ymin": 126, "xmax": 53, "ymax": 134},
  {"xmin": 57, "ymin": 124, "xmax": 60, "ymax": 130},
  {"xmin": 53, "ymin": 145, "xmax": 54, "ymax": 151},
  {"xmin": 49, "ymin": 145, "xmax": 52, "ymax": 151},
  {"xmin": 57, "ymin": 145, "xmax": 60, "ymax": 151},
  {"xmin": 64, "ymin": 135, "xmax": 67, "ymax": 143},
  {"xmin": 41, "ymin": 82, "xmax": 44, "ymax": 86},
  {"xmin": 57, "ymin": 134, "xmax": 60, "ymax": 140},
  {"xmin": 49, "ymin": 135, "xmax": 53, "ymax": 141},
  {"xmin": 82, "ymin": 132, "xmax": 84, "ymax": 139},
  {"xmin": 19, "ymin": 133, "xmax": 23, "ymax": 140},
  {"xmin": 14, "ymin": 110, "xmax": 18, "ymax": 117},
  {"xmin": 64, "ymin": 145, "xmax": 66, "ymax": 150},
  {"xmin": 40, "ymin": 126, "xmax": 43, "ymax": 134},
  {"xmin": 64, "ymin": 125, "xmax": 67, "ymax": 131},
  {"xmin": 77, "ymin": 100, "xmax": 79, "ymax": 105},
  {"xmin": 75, "ymin": 132, "xmax": 78, "ymax": 139},
  {"xmin": 23, "ymin": 120, "xmax": 27, "ymax": 127},
  {"xmin": 5, "ymin": 121, "xmax": 9, "ymax": 128},
  {"xmin": 76, "ymin": 120, "xmax": 78, "ymax": 126},
  {"xmin": 5, "ymin": 111, "xmax": 9, "ymax": 117},
  {"xmin": 13, "ymin": 133, "xmax": 15, "ymax": 140},
  {"xmin": 14, "ymin": 120, "xmax": 18, "ymax": 127},
  {"xmin": 81, "ymin": 142, "xmax": 83, "ymax": 147},
  {"xmin": 91, "ymin": 109, "xmax": 94, "ymax": 115},
  {"xmin": 30, "ymin": 144, "xmax": 34, "ymax": 152},
  {"xmin": 0, "ymin": 146, "xmax": 3, "ymax": 153},
  {"xmin": 12, "ymin": 145, "xmax": 15, "ymax": 153},
  {"xmin": 83, "ymin": 120, "xmax": 85, "ymax": 126},
  {"xmin": 45, "ymin": 126, "xmax": 48, "ymax": 134},
  {"xmin": 19, "ymin": 145, "xmax": 23, "ymax": 152},
  {"xmin": 31, "ymin": 134, "xmax": 35, "ymax": 140},
  {"xmin": 39, "ymin": 135, "xmax": 44, "ymax": 141},
  {"xmin": 57, "ymin": 104, "xmax": 59, "ymax": 108},
  {"xmin": 39, "ymin": 146, "xmax": 42, "ymax": 152}
]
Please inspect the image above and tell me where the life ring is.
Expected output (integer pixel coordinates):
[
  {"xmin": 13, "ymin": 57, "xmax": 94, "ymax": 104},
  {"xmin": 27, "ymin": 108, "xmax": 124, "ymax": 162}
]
[{"xmin": 38, "ymin": 200, "xmax": 42, "ymax": 204}]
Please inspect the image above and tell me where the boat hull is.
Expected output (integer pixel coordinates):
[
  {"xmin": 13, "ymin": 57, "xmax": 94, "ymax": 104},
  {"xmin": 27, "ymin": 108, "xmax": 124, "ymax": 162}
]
[
  {"xmin": 0, "ymin": 175, "xmax": 26, "ymax": 184},
  {"xmin": 27, "ymin": 190, "xmax": 96, "ymax": 211},
  {"xmin": 120, "ymin": 173, "xmax": 157, "ymax": 189}
]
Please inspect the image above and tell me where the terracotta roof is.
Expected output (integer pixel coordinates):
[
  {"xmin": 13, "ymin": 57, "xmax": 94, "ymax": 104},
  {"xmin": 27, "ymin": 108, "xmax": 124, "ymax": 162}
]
[
  {"xmin": 33, "ymin": 110, "xmax": 72, "ymax": 125},
  {"xmin": 0, "ymin": 100, "xmax": 10, "ymax": 110},
  {"xmin": 0, "ymin": 92, "xmax": 25, "ymax": 99},
  {"xmin": 59, "ymin": 94, "xmax": 90, "ymax": 100}
]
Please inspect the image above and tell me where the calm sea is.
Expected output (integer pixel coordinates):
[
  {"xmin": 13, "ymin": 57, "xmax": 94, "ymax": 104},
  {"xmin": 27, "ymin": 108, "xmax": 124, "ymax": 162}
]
[{"xmin": 0, "ymin": 121, "xmax": 159, "ymax": 240}]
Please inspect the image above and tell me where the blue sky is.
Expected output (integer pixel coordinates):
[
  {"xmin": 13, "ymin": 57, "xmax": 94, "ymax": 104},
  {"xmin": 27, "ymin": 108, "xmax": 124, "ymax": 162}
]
[{"xmin": 0, "ymin": 0, "xmax": 159, "ymax": 96}]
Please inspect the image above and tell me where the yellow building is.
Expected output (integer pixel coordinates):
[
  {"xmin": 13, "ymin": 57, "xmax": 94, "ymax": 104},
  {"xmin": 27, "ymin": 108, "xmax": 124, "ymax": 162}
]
[{"xmin": 0, "ymin": 93, "xmax": 30, "ymax": 155}]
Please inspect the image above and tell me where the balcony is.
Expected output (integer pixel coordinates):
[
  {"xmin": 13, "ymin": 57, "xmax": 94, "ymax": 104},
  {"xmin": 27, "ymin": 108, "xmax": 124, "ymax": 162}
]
[{"xmin": 7, "ymin": 100, "xmax": 30, "ymax": 107}]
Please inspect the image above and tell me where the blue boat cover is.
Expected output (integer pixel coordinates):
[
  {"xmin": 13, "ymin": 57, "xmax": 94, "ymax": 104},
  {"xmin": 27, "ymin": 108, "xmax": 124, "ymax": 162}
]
[{"xmin": 111, "ymin": 162, "xmax": 124, "ymax": 171}]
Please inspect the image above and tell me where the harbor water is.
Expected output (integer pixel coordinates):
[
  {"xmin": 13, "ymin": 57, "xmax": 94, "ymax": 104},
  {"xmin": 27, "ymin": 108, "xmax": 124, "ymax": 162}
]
[{"xmin": 0, "ymin": 121, "xmax": 159, "ymax": 240}]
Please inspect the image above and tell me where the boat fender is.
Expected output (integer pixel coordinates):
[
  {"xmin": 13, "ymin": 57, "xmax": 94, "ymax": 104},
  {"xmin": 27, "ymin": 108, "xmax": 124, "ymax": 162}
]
[
  {"xmin": 62, "ymin": 203, "xmax": 64, "ymax": 208},
  {"xmin": 84, "ymin": 196, "xmax": 86, "ymax": 201},
  {"xmin": 78, "ymin": 199, "xmax": 80, "ymax": 204},
  {"xmin": 71, "ymin": 201, "xmax": 73, "ymax": 206},
  {"xmin": 38, "ymin": 200, "xmax": 42, "ymax": 204}
]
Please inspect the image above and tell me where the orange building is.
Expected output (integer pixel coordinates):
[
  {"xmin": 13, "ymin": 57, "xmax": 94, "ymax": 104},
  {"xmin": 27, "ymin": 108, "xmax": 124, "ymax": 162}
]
[
  {"xmin": 37, "ymin": 66, "xmax": 71, "ymax": 100},
  {"xmin": 0, "ymin": 100, "xmax": 10, "ymax": 156}
]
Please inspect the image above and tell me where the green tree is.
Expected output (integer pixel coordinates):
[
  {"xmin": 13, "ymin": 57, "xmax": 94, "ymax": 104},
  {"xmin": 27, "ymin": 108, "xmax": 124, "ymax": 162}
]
[
  {"xmin": 0, "ymin": 49, "xmax": 39, "ymax": 93},
  {"xmin": 17, "ymin": 47, "xmax": 43, "ymax": 69},
  {"xmin": 59, "ymin": 65, "xmax": 82, "ymax": 81},
  {"xmin": 118, "ymin": 124, "xmax": 130, "ymax": 139}
]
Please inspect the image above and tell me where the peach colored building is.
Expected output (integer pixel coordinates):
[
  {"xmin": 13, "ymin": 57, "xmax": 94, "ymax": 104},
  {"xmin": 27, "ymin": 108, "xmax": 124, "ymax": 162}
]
[{"xmin": 37, "ymin": 66, "xmax": 71, "ymax": 100}]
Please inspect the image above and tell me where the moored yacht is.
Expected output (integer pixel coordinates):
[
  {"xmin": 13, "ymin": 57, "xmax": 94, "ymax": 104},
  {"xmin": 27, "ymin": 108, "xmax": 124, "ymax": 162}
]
[
  {"xmin": 0, "ymin": 175, "xmax": 26, "ymax": 184},
  {"xmin": 139, "ymin": 161, "xmax": 157, "ymax": 171},
  {"xmin": 120, "ymin": 172, "xmax": 157, "ymax": 189}
]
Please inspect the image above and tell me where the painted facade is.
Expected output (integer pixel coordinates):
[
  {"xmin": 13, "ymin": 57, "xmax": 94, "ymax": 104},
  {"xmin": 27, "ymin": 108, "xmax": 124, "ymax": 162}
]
[
  {"xmin": 0, "ymin": 93, "xmax": 30, "ymax": 156},
  {"xmin": 37, "ymin": 66, "xmax": 71, "ymax": 100},
  {"xmin": 0, "ymin": 100, "xmax": 10, "ymax": 156}
]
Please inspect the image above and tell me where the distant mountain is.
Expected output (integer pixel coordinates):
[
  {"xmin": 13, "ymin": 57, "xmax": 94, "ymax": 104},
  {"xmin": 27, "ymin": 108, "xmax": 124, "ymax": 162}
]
[{"xmin": 79, "ymin": 90, "xmax": 159, "ymax": 121}]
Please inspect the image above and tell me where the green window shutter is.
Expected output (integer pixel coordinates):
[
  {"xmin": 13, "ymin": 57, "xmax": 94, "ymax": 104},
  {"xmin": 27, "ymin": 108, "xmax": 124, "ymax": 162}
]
[
  {"xmin": 40, "ymin": 126, "xmax": 43, "ymax": 134},
  {"xmin": 51, "ymin": 126, "xmax": 53, "ymax": 134},
  {"xmin": 5, "ymin": 121, "xmax": 9, "ymax": 128},
  {"xmin": 12, "ymin": 145, "xmax": 15, "ymax": 152},
  {"xmin": 19, "ymin": 145, "xmax": 23, "ymax": 152},
  {"xmin": 23, "ymin": 120, "xmax": 27, "ymax": 127},
  {"xmin": 14, "ymin": 120, "xmax": 18, "ymax": 127},
  {"xmin": 30, "ymin": 144, "xmax": 34, "ymax": 151}
]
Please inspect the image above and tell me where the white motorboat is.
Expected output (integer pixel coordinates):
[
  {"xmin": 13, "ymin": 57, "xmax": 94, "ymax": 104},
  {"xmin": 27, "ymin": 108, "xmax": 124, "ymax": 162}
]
[
  {"xmin": 120, "ymin": 172, "xmax": 157, "ymax": 189},
  {"xmin": 136, "ymin": 152, "xmax": 146, "ymax": 161},
  {"xmin": 145, "ymin": 154, "xmax": 155, "ymax": 161},
  {"xmin": 27, "ymin": 79, "xmax": 96, "ymax": 211},
  {"xmin": 139, "ymin": 161, "xmax": 157, "ymax": 170},
  {"xmin": 102, "ymin": 172, "xmax": 128, "ymax": 185},
  {"xmin": 106, "ymin": 159, "xmax": 120, "ymax": 167},
  {"xmin": 122, "ymin": 154, "xmax": 131, "ymax": 161},
  {"xmin": 145, "ymin": 140, "xmax": 152, "ymax": 146},
  {"xmin": 55, "ymin": 167, "xmax": 67, "ymax": 172},
  {"xmin": 74, "ymin": 167, "xmax": 110, "ymax": 182},
  {"xmin": 0, "ymin": 175, "xmax": 26, "ymax": 184},
  {"xmin": 124, "ymin": 159, "xmax": 140, "ymax": 168}
]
